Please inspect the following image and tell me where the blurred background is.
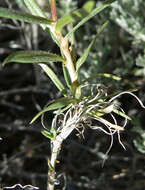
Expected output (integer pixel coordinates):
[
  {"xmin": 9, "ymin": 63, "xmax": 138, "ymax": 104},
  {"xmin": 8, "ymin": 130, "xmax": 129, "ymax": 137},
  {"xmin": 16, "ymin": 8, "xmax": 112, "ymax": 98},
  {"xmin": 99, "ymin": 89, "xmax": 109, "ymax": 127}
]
[{"xmin": 0, "ymin": 0, "xmax": 145, "ymax": 189}]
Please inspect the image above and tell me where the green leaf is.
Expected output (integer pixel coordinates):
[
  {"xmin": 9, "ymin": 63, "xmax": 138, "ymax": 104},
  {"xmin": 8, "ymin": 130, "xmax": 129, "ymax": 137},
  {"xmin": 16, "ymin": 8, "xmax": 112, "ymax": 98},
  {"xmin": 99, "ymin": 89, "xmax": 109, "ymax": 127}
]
[
  {"xmin": 24, "ymin": 0, "xmax": 60, "ymax": 45},
  {"xmin": 63, "ymin": 64, "xmax": 72, "ymax": 88},
  {"xmin": 24, "ymin": 0, "xmax": 49, "ymax": 29},
  {"xmin": 88, "ymin": 110, "xmax": 106, "ymax": 117},
  {"xmin": 39, "ymin": 63, "xmax": 67, "ymax": 94},
  {"xmin": 81, "ymin": 73, "xmax": 121, "ymax": 84},
  {"xmin": 76, "ymin": 21, "xmax": 109, "ymax": 72},
  {"xmin": 0, "ymin": 7, "xmax": 53, "ymax": 25},
  {"xmin": 136, "ymin": 54, "xmax": 145, "ymax": 67},
  {"xmin": 75, "ymin": 85, "xmax": 82, "ymax": 99},
  {"xmin": 131, "ymin": 117, "xmax": 145, "ymax": 154},
  {"xmin": 66, "ymin": 0, "xmax": 116, "ymax": 38},
  {"xmin": 113, "ymin": 109, "xmax": 131, "ymax": 120},
  {"xmin": 30, "ymin": 97, "xmax": 75, "ymax": 124},
  {"xmin": 56, "ymin": 0, "xmax": 95, "ymax": 33},
  {"xmin": 98, "ymin": 104, "xmax": 114, "ymax": 115},
  {"xmin": 41, "ymin": 130, "xmax": 55, "ymax": 139},
  {"xmin": 55, "ymin": 103, "xmax": 72, "ymax": 114},
  {"xmin": 2, "ymin": 50, "xmax": 64, "ymax": 66},
  {"xmin": 24, "ymin": 0, "xmax": 47, "ymax": 18}
]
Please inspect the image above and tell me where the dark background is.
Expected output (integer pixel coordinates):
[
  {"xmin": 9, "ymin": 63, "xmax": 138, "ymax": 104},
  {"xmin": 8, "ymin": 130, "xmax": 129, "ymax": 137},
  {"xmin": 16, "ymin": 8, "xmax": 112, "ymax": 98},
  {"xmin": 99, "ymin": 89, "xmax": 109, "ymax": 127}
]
[{"xmin": 0, "ymin": 0, "xmax": 145, "ymax": 189}]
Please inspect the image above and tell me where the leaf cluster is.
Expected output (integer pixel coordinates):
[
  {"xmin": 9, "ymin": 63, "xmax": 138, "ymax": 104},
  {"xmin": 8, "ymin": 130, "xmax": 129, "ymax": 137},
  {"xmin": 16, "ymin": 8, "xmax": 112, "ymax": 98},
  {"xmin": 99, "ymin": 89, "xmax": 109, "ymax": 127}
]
[
  {"xmin": 0, "ymin": 0, "xmax": 138, "ymax": 150},
  {"xmin": 0, "ymin": 0, "xmax": 119, "ymax": 128}
]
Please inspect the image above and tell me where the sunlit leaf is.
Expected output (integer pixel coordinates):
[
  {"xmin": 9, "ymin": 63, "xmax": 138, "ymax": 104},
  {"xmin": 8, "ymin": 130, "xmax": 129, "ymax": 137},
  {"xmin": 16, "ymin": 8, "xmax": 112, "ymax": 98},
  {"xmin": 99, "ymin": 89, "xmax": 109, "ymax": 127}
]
[
  {"xmin": 88, "ymin": 110, "xmax": 105, "ymax": 117},
  {"xmin": 24, "ymin": 0, "xmax": 47, "ymax": 18},
  {"xmin": 0, "ymin": 7, "xmax": 53, "ymax": 25},
  {"xmin": 66, "ymin": 0, "xmax": 116, "ymax": 38},
  {"xmin": 41, "ymin": 130, "xmax": 55, "ymax": 139},
  {"xmin": 55, "ymin": 104, "xmax": 72, "ymax": 114},
  {"xmin": 30, "ymin": 97, "xmax": 75, "ymax": 124},
  {"xmin": 24, "ymin": 0, "xmax": 60, "ymax": 44},
  {"xmin": 56, "ymin": 0, "xmax": 95, "ymax": 33},
  {"xmin": 113, "ymin": 109, "xmax": 131, "ymax": 120},
  {"xmin": 75, "ymin": 87, "xmax": 82, "ymax": 99},
  {"xmin": 39, "ymin": 63, "xmax": 66, "ymax": 94},
  {"xmin": 81, "ymin": 73, "xmax": 121, "ymax": 85},
  {"xmin": 76, "ymin": 21, "xmax": 109, "ymax": 72},
  {"xmin": 2, "ymin": 50, "xmax": 64, "ymax": 66},
  {"xmin": 98, "ymin": 104, "xmax": 114, "ymax": 114},
  {"xmin": 24, "ymin": 0, "xmax": 49, "ymax": 29}
]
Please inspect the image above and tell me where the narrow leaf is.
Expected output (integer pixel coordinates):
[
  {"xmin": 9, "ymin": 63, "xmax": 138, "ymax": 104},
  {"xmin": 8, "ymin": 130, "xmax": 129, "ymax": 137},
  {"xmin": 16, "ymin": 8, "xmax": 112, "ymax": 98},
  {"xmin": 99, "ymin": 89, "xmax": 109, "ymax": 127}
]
[
  {"xmin": 76, "ymin": 21, "xmax": 109, "ymax": 72},
  {"xmin": 98, "ymin": 104, "xmax": 114, "ymax": 114},
  {"xmin": 81, "ymin": 73, "xmax": 121, "ymax": 85},
  {"xmin": 0, "ymin": 7, "xmax": 53, "ymax": 25},
  {"xmin": 24, "ymin": 0, "xmax": 60, "ymax": 46},
  {"xmin": 30, "ymin": 97, "xmax": 75, "ymax": 124},
  {"xmin": 66, "ymin": 0, "xmax": 116, "ymax": 38},
  {"xmin": 113, "ymin": 109, "xmax": 131, "ymax": 120},
  {"xmin": 63, "ymin": 64, "xmax": 72, "ymax": 88},
  {"xmin": 24, "ymin": 0, "xmax": 59, "ymax": 45},
  {"xmin": 24, "ymin": 0, "xmax": 47, "ymax": 18},
  {"xmin": 41, "ymin": 130, "xmax": 55, "ymax": 139},
  {"xmin": 39, "ymin": 63, "xmax": 66, "ymax": 94},
  {"xmin": 24, "ymin": 0, "xmax": 49, "ymax": 29},
  {"xmin": 55, "ymin": 103, "xmax": 72, "ymax": 114},
  {"xmin": 56, "ymin": 0, "xmax": 95, "ymax": 33},
  {"xmin": 2, "ymin": 50, "xmax": 64, "ymax": 66},
  {"xmin": 75, "ymin": 85, "xmax": 82, "ymax": 99}
]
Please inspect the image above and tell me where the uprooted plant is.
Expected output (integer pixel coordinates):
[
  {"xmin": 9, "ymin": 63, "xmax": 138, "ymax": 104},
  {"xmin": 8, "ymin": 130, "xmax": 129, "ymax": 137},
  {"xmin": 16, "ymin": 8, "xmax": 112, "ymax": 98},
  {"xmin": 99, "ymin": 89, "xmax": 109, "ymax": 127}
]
[{"xmin": 0, "ymin": 0, "xmax": 145, "ymax": 190}]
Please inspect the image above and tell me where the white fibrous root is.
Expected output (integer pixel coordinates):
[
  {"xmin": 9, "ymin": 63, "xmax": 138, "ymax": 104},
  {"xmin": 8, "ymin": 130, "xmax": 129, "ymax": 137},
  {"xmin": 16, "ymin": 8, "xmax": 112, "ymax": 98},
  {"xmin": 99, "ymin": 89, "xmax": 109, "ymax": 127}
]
[{"xmin": 51, "ymin": 84, "xmax": 145, "ymax": 155}]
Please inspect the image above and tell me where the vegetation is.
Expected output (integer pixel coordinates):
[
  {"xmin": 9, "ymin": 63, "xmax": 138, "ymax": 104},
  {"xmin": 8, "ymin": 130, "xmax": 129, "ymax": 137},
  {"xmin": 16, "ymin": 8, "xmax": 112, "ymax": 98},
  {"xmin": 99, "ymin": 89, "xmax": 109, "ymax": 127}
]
[{"xmin": 0, "ymin": 0, "xmax": 144, "ymax": 190}]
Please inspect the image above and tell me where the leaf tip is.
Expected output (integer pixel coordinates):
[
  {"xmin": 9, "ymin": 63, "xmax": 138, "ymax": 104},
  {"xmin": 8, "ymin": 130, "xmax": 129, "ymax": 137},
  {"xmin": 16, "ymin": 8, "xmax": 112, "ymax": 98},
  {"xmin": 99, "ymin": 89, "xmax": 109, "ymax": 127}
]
[
  {"xmin": 2, "ymin": 60, "xmax": 6, "ymax": 67},
  {"xmin": 30, "ymin": 118, "xmax": 35, "ymax": 125}
]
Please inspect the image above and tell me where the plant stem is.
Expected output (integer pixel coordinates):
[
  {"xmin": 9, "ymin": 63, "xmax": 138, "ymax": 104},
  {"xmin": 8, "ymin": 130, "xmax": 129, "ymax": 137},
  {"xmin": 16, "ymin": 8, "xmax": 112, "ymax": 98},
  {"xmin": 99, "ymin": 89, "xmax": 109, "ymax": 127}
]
[
  {"xmin": 60, "ymin": 36, "xmax": 78, "ymax": 84},
  {"xmin": 50, "ymin": 0, "xmax": 57, "ymax": 22},
  {"xmin": 47, "ymin": 124, "xmax": 76, "ymax": 190},
  {"xmin": 49, "ymin": 0, "xmax": 78, "ymax": 86},
  {"xmin": 48, "ymin": 139, "xmax": 62, "ymax": 190},
  {"xmin": 47, "ymin": 1, "xmax": 79, "ymax": 189}
]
